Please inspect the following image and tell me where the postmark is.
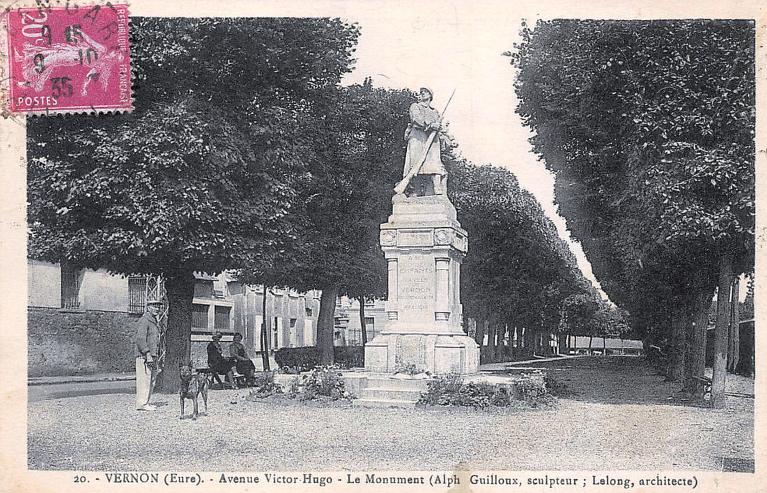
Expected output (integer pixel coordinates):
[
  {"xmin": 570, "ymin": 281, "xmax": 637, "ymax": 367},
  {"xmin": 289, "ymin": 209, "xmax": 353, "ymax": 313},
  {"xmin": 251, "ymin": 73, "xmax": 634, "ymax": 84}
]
[{"xmin": 2, "ymin": 2, "xmax": 131, "ymax": 115}]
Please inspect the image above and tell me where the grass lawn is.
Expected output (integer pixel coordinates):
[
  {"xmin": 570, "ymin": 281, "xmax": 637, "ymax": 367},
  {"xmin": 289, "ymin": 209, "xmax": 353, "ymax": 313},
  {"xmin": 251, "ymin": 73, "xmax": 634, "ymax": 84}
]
[{"xmin": 28, "ymin": 357, "xmax": 753, "ymax": 471}]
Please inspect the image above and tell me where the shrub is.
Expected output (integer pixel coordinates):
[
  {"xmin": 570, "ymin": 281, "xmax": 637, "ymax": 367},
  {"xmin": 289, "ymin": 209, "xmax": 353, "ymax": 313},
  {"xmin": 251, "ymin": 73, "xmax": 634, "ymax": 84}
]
[
  {"xmin": 275, "ymin": 347, "xmax": 319, "ymax": 373},
  {"xmin": 275, "ymin": 346, "xmax": 364, "ymax": 372},
  {"xmin": 247, "ymin": 371, "xmax": 283, "ymax": 399},
  {"xmin": 334, "ymin": 346, "xmax": 364, "ymax": 368},
  {"xmin": 286, "ymin": 366, "xmax": 354, "ymax": 401},
  {"xmin": 418, "ymin": 373, "xmax": 552, "ymax": 409}
]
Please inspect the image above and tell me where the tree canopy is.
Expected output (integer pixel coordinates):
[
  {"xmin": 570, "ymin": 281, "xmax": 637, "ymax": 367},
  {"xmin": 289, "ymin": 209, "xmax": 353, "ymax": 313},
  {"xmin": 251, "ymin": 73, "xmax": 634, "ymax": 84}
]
[
  {"xmin": 446, "ymin": 157, "xmax": 597, "ymax": 359},
  {"xmin": 509, "ymin": 19, "xmax": 754, "ymax": 398},
  {"xmin": 508, "ymin": 19, "xmax": 755, "ymax": 334},
  {"xmin": 27, "ymin": 17, "xmax": 361, "ymax": 389},
  {"xmin": 28, "ymin": 17, "xmax": 361, "ymax": 278}
]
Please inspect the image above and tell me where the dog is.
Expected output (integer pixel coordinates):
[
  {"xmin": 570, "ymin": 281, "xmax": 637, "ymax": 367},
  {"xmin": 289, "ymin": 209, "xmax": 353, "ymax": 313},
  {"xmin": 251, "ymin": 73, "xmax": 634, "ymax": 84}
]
[{"xmin": 179, "ymin": 364, "xmax": 210, "ymax": 420}]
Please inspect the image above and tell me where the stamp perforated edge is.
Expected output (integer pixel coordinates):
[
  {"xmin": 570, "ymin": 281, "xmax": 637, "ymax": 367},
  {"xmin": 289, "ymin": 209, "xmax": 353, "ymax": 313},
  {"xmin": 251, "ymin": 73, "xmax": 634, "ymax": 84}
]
[{"xmin": 1, "ymin": 1, "xmax": 134, "ymax": 117}]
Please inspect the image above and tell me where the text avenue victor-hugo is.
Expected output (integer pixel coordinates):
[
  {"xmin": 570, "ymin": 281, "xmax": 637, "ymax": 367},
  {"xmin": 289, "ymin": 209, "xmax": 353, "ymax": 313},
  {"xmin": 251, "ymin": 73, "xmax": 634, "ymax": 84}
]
[{"xmin": 98, "ymin": 472, "xmax": 699, "ymax": 489}]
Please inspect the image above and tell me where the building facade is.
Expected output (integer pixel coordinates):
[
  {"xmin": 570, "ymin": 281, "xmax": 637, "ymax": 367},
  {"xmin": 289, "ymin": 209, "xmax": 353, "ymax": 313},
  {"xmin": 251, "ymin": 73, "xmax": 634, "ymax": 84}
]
[
  {"xmin": 333, "ymin": 296, "xmax": 387, "ymax": 346},
  {"xmin": 27, "ymin": 260, "xmax": 321, "ymax": 376}
]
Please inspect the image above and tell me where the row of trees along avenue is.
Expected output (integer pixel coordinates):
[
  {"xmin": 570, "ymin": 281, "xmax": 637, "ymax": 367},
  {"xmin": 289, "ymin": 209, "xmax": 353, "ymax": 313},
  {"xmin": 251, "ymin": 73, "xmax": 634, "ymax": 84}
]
[
  {"xmin": 29, "ymin": 18, "xmax": 625, "ymax": 390},
  {"xmin": 446, "ymin": 157, "xmax": 629, "ymax": 362},
  {"xmin": 510, "ymin": 20, "xmax": 755, "ymax": 407}
]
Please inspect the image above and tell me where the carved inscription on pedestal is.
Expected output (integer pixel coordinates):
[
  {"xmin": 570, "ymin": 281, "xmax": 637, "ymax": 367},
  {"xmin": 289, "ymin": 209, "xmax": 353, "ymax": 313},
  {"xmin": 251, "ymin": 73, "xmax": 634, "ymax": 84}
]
[
  {"xmin": 397, "ymin": 254, "xmax": 434, "ymax": 315},
  {"xmin": 398, "ymin": 230, "xmax": 433, "ymax": 247}
]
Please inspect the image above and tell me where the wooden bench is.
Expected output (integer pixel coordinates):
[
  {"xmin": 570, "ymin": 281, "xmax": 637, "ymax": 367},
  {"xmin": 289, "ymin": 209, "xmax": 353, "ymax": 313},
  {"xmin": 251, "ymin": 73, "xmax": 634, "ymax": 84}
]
[{"xmin": 196, "ymin": 367, "xmax": 247, "ymax": 389}]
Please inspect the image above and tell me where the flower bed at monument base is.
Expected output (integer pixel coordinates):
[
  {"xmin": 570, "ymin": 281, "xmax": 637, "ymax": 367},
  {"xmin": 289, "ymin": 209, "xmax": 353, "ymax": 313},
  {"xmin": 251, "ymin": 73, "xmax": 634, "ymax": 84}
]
[
  {"xmin": 267, "ymin": 368, "xmax": 552, "ymax": 409},
  {"xmin": 418, "ymin": 371, "xmax": 555, "ymax": 409}
]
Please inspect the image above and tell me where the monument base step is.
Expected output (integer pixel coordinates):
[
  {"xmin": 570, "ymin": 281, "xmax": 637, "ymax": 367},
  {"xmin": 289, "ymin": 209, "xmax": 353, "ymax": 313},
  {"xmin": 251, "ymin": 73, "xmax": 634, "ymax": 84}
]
[
  {"xmin": 363, "ymin": 376, "xmax": 429, "ymax": 391},
  {"xmin": 352, "ymin": 376, "xmax": 428, "ymax": 407},
  {"xmin": 360, "ymin": 387, "xmax": 423, "ymax": 401},
  {"xmin": 352, "ymin": 398, "xmax": 418, "ymax": 408}
]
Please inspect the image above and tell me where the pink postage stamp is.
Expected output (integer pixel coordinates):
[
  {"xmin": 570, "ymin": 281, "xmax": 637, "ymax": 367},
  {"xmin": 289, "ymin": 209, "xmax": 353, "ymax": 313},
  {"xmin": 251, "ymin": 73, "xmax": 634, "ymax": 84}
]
[{"xmin": 2, "ymin": 3, "xmax": 131, "ymax": 115}]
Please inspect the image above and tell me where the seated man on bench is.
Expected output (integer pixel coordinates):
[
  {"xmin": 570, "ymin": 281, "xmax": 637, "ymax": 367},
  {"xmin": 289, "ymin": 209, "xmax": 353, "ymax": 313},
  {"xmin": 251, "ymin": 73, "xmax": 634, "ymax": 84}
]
[
  {"xmin": 229, "ymin": 332, "xmax": 256, "ymax": 386},
  {"xmin": 207, "ymin": 331, "xmax": 238, "ymax": 389}
]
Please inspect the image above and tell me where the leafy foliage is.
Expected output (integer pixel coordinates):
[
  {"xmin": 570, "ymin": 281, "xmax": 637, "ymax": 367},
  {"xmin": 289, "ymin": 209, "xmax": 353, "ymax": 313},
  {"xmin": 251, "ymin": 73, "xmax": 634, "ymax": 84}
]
[
  {"xmin": 508, "ymin": 20, "xmax": 755, "ymax": 337},
  {"xmin": 274, "ymin": 346, "xmax": 364, "ymax": 372},
  {"xmin": 28, "ymin": 17, "xmax": 361, "ymax": 276},
  {"xmin": 287, "ymin": 366, "xmax": 354, "ymax": 401},
  {"xmin": 242, "ymin": 82, "xmax": 412, "ymax": 293},
  {"xmin": 247, "ymin": 371, "xmax": 284, "ymax": 399},
  {"xmin": 26, "ymin": 18, "xmax": 362, "ymax": 391},
  {"xmin": 238, "ymin": 82, "xmax": 413, "ymax": 364},
  {"xmin": 447, "ymin": 159, "xmax": 594, "ymax": 334},
  {"xmin": 417, "ymin": 373, "xmax": 552, "ymax": 409}
]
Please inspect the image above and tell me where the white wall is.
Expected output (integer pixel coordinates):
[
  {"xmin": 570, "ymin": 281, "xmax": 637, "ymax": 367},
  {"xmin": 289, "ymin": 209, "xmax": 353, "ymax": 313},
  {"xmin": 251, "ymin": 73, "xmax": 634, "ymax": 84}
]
[
  {"xmin": 80, "ymin": 270, "xmax": 129, "ymax": 311},
  {"xmin": 28, "ymin": 260, "xmax": 60, "ymax": 308}
]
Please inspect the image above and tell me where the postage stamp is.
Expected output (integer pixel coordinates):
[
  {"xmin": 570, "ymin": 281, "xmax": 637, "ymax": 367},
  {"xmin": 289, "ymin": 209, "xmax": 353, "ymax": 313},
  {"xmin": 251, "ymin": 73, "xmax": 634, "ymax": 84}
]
[{"xmin": 2, "ymin": 3, "xmax": 131, "ymax": 115}]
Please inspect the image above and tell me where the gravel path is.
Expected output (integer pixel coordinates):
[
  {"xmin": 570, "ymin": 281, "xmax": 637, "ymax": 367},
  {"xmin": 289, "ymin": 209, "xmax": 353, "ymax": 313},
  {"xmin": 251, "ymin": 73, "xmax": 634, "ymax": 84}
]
[{"xmin": 28, "ymin": 357, "xmax": 753, "ymax": 471}]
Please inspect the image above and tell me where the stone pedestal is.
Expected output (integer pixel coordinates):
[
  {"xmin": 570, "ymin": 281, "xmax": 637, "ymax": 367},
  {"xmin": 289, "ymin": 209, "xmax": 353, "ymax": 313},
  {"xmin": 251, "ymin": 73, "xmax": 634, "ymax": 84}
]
[{"xmin": 365, "ymin": 193, "xmax": 479, "ymax": 374}]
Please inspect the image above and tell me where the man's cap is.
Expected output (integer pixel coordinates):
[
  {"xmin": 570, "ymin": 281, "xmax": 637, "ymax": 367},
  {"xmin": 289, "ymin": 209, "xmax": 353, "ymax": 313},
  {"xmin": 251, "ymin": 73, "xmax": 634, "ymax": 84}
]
[
  {"xmin": 419, "ymin": 86, "xmax": 434, "ymax": 98},
  {"xmin": 212, "ymin": 331, "xmax": 223, "ymax": 339},
  {"xmin": 146, "ymin": 300, "xmax": 164, "ymax": 306}
]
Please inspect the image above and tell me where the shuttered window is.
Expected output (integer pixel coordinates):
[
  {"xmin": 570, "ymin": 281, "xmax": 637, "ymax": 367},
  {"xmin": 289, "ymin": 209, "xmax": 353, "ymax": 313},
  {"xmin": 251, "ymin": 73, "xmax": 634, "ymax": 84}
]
[
  {"xmin": 128, "ymin": 277, "xmax": 147, "ymax": 314},
  {"xmin": 60, "ymin": 264, "xmax": 82, "ymax": 309},
  {"xmin": 192, "ymin": 304, "xmax": 209, "ymax": 330},
  {"xmin": 214, "ymin": 306, "xmax": 230, "ymax": 331}
]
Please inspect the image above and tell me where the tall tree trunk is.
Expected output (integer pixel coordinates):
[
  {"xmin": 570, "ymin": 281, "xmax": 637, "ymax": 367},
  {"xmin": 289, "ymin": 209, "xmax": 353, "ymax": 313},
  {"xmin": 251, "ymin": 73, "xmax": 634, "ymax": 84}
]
[
  {"xmin": 712, "ymin": 252, "xmax": 734, "ymax": 409},
  {"xmin": 523, "ymin": 327, "xmax": 535, "ymax": 358},
  {"xmin": 486, "ymin": 321, "xmax": 497, "ymax": 362},
  {"xmin": 727, "ymin": 278, "xmax": 740, "ymax": 372},
  {"xmin": 588, "ymin": 334, "xmax": 593, "ymax": 355},
  {"xmin": 317, "ymin": 286, "xmax": 339, "ymax": 365},
  {"xmin": 496, "ymin": 323, "xmax": 507, "ymax": 361},
  {"xmin": 683, "ymin": 289, "xmax": 712, "ymax": 393},
  {"xmin": 473, "ymin": 318, "xmax": 485, "ymax": 350},
  {"xmin": 155, "ymin": 270, "xmax": 195, "ymax": 393},
  {"xmin": 668, "ymin": 304, "xmax": 688, "ymax": 382},
  {"xmin": 260, "ymin": 286, "xmax": 270, "ymax": 371},
  {"xmin": 358, "ymin": 296, "xmax": 368, "ymax": 345},
  {"xmin": 735, "ymin": 322, "xmax": 754, "ymax": 377},
  {"xmin": 558, "ymin": 333, "xmax": 568, "ymax": 355}
]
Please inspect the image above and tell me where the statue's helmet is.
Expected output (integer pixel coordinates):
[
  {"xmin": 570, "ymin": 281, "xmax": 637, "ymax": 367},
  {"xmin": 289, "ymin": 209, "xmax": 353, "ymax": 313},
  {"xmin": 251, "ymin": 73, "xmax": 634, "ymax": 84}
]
[{"xmin": 418, "ymin": 87, "xmax": 434, "ymax": 100}]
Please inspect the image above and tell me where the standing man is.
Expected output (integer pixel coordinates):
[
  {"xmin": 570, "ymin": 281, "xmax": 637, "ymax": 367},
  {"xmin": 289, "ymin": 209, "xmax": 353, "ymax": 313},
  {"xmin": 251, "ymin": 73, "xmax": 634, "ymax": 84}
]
[{"xmin": 135, "ymin": 300, "xmax": 162, "ymax": 411}]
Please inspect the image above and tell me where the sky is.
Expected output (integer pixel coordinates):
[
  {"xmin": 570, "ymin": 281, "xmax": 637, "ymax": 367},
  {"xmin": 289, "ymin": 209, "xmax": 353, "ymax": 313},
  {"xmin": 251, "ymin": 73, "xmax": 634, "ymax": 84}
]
[{"xmin": 339, "ymin": 6, "xmax": 606, "ymax": 297}]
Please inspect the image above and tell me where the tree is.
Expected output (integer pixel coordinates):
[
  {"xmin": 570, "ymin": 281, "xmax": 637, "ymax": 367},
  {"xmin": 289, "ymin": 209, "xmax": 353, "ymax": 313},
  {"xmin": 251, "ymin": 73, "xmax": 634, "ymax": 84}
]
[
  {"xmin": 591, "ymin": 305, "xmax": 631, "ymax": 350},
  {"xmin": 27, "ymin": 18, "xmax": 361, "ymax": 391},
  {"xmin": 446, "ymin": 159, "xmax": 595, "ymax": 363},
  {"xmin": 559, "ymin": 293, "xmax": 601, "ymax": 349},
  {"xmin": 509, "ymin": 20, "xmax": 754, "ymax": 400},
  {"xmin": 240, "ymin": 82, "xmax": 413, "ymax": 364}
]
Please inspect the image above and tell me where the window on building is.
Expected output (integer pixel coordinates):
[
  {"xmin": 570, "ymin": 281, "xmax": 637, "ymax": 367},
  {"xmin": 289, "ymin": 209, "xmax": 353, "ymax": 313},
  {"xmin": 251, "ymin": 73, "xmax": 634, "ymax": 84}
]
[
  {"xmin": 214, "ymin": 306, "xmax": 230, "ymax": 331},
  {"xmin": 364, "ymin": 317, "xmax": 375, "ymax": 339},
  {"xmin": 212, "ymin": 278, "xmax": 227, "ymax": 299},
  {"xmin": 346, "ymin": 327, "xmax": 361, "ymax": 346},
  {"xmin": 305, "ymin": 306, "xmax": 313, "ymax": 317},
  {"xmin": 272, "ymin": 317, "xmax": 279, "ymax": 349},
  {"xmin": 128, "ymin": 277, "xmax": 147, "ymax": 314},
  {"xmin": 60, "ymin": 263, "xmax": 82, "ymax": 309},
  {"xmin": 192, "ymin": 304, "xmax": 209, "ymax": 330},
  {"xmin": 288, "ymin": 318, "xmax": 298, "ymax": 347}
]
